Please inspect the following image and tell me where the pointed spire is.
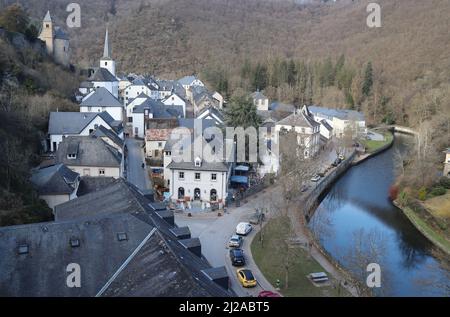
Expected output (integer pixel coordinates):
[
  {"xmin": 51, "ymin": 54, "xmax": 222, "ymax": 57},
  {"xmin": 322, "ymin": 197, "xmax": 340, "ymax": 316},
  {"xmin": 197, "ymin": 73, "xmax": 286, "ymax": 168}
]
[
  {"xmin": 43, "ymin": 10, "xmax": 52, "ymax": 22},
  {"xmin": 103, "ymin": 28, "xmax": 111, "ymax": 59}
]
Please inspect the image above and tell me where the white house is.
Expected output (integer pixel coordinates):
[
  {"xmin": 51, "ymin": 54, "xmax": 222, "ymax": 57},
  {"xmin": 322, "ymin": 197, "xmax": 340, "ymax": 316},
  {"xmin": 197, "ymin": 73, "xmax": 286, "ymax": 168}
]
[
  {"xmin": 162, "ymin": 92, "xmax": 186, "ymax": 117},
  {"xmin": 124, "ymin": 77, "xmax": 159, "ymax": 104},
  {"xmin": 80, "ymin": 87, "xmax": 124, "ymax": 121},
  {"xmin": 309, "ymin": 105, "xmax": 367, "ymax": 139},
  {"xmin": 319, "ymin": 119, "xmax": 333, "ymax": 140},
  {"xmin": 48, "ymin": 111, "xmax": 119, "ymax": 152},
  {"xmin": 166, "ymin": 139, "xmax": 230, "ymax": 204},
  {"xmin": 275, "ymin": 105, "xmax": 321, "ymax": 158},
  {"xmin": 251, "ymin": 90, "xmax": 269, "ymax": 111},
  {"xmin": 30, "ymin": 163, "xmax": 80, "ymax": 210},
  {"xmin": 56, "ymin": 136, "xmax": 123, "ymax": 178},
  {"xmin": 126, "ymin": 92, "xmax": 150, "ymax": 121}
]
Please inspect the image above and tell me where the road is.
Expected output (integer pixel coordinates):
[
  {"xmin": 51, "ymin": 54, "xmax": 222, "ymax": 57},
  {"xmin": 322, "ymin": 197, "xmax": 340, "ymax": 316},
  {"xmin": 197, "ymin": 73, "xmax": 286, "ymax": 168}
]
[
  {"xmin": 125, "ymin": 138, "xmax": 151, "ymax": 191},
  {"xmin": 175, "ymin": 190, "xmax": 278, "ymax": 297}
]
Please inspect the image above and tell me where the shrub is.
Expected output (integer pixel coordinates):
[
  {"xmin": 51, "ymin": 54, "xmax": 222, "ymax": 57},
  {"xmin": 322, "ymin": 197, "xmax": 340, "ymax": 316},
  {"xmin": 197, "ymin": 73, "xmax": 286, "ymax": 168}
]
[
  {"xmin": 418, "ymin": 187, "xmax": 427, "ymax": 201},
  {"xmin": 429, "ymin": 186, "xmax": 446, "ymax": 197},
  {"xmin": 439, "ymin": 177, "xmax": 450, "ymax": 189}
]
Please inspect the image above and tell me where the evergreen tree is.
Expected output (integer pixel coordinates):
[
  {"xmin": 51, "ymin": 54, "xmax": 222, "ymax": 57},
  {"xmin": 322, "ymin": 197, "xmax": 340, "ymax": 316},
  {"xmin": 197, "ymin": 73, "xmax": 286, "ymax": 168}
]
[
  {"xmin": 225, "ymin": 95, "xmax": 261, "ymax": 128},
  {"xmin": 362, "ymin": 62, "xmax": 374, "ymax": 97}
]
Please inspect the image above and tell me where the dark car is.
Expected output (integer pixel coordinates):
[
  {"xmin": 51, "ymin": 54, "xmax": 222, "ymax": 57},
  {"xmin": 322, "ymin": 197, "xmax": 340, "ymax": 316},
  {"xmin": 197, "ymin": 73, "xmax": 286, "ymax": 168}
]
[
  {"xmin": 331, "ymin": 158, "xmax": 342, "ymax": 167},
  {"xmin": 230, "ymin": 248, "xmax": 245, "ymax": 266}
]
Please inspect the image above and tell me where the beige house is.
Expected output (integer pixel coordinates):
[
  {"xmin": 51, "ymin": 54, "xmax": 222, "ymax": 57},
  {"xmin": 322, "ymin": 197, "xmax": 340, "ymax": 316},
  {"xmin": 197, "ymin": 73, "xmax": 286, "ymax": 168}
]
[
  {"xmin": 251, "ymin": 90, "xmax": 269, "ymax": 111},
  {"xmin": 30, "ymin": 164, "xmax": 80, "ymax": 210},
  {"xmin": 55, "ymin": 136, "xmax": 123, "ymax": 178}
]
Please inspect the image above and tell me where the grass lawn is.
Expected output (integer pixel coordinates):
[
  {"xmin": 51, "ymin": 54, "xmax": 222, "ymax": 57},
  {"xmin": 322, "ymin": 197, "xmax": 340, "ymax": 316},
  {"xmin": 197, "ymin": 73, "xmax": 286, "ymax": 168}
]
[
  {"xmin": 424, "ymin": 191, "xmax": 450, "ymax": 219},
  {"xmin": 251, "ymin": 217, "xmax": 349, "ymax": 297},
  {"xmin": 361, "ymin": 131, "xmax": 393, "ymax": 153}
]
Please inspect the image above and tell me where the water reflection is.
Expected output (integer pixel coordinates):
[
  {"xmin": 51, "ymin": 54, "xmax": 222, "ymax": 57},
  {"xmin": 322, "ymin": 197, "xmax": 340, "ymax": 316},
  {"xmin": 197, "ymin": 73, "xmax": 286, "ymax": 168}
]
[{"xmin": 310, "ymin": 134, "xmax": 450, "ymax": 296}]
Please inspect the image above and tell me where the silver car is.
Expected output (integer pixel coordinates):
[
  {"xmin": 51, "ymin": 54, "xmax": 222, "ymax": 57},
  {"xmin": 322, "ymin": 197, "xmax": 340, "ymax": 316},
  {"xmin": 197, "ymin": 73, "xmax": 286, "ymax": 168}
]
[{"xmin": 228, "ymin": 235, "xmax": 243, "ymax": 248}]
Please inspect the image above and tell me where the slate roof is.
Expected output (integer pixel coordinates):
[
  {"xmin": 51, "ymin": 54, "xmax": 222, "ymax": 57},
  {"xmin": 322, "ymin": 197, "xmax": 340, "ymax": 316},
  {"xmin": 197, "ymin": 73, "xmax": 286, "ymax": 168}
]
[
  {"xmin": 54, "ymin": 27, "xmax": 69, "ymax": 40},
  {"xmin": 309, "ymin": 105, "xmax": 365, "ymax": 121},
  {"xmin": 196, "ymin": 106, "xmax": 225, "ymax": 123},
  {"xmin": 81, "ymin": 87, "xmax": 122, "ymax": 107},
  {"xmin": 76, "ymin": 176, "xmax": 116, "ymax": 197},
  {"xmin": 320, "ymin": 119, "xmax": 333, "ymax": 131},
  {"xmin": 90, "ymin": 125, "xmax": 124, "ymax": 148},
  {"xmin": 30, "ymin": 164, "xmax": 79, "ymax": 195},
  {"xmin": 133, "ymin": 99, "xmax": 183, "ymax": 119},
  {"xmin": 0, "ymin": 179, "xmax": 234, "ymax": 296},
  {"xmin": 56, "ymin": 136, "xmax": 122, "ymax": 168},
  {"xmin": 43, "ymin": 11, "xmax": 52, "ymax": 22},
  {"xmin": 48, "ymin": 111, "xmax": 115, "ymax": 135},
  {"xmin": 277, "ymin": 107, "xmax": 320, "ymax": 129},
  {"xmin": 178, "ymin": 75, "xmax": 200, "ymax": 86},
  {"xmin": 89, "ymin": 68, "xmax": 117, "ymax": 82}
]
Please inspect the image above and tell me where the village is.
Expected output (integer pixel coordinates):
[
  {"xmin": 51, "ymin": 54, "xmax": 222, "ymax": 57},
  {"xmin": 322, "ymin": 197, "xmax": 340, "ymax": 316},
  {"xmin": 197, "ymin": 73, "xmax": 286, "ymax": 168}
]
[{"xmin": 2, "ymin": 9, "xmax": 448, "ymax": 298}]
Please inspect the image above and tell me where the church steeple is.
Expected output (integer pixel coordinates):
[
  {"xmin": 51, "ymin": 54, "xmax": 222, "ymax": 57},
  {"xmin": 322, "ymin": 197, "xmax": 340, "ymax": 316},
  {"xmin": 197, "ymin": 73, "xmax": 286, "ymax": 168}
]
[
  {"xmin": 39, "ymin": 10, "xmax": 54, "ymax": 55},
  {"xmin": 99, "ymin": 27, "xmax": 116, "ymax": 76},
  {"xmin": 103, "ymin": 28, "xmax": 111, "ymax": 59}
]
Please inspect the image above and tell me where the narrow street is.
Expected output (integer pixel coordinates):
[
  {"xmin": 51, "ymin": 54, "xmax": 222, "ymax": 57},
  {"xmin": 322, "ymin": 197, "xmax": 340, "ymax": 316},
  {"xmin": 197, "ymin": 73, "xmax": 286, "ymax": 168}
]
[{"xmin": 125, "ymin": 138, "xmax": 151, "ymax": 191}]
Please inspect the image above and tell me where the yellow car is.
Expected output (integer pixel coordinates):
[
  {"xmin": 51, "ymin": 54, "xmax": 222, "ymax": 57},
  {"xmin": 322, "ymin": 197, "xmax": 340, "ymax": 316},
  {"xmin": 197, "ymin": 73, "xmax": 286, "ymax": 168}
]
[{"xmin": 236, "ymin": 268, "xmax": 257, "ymax": 288}]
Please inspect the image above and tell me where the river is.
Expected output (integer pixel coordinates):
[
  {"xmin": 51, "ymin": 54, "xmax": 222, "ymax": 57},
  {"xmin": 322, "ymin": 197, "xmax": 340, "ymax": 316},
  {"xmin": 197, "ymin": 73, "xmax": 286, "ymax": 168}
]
[{"xmin": 310, "ymin": 134, "xmax": 450, "ymax": 296}]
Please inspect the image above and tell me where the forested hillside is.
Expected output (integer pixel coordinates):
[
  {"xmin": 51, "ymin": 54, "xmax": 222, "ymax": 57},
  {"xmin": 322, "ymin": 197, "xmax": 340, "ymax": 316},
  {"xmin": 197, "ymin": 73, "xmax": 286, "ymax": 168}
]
[{"xmin": 0, "ymin": 5, "xmax": 79, "ymax": 225}]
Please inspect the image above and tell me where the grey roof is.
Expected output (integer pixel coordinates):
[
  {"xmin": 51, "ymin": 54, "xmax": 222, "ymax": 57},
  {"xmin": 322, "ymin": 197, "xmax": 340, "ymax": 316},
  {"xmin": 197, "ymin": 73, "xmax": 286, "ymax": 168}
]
[
  {"xmin": 309, "ymin": 105, "xmax": 365, "ymax": 121},
  {"xmin": 30, "ymin": 164, "xmax": 79, "ymax": 195},
  {"xmin": 48, "ymin": 111, "xmax": 114, "ymax": 135},
  {"xmin": 76, "ymin": 176, "xmax": 116, "ymax": 197},
  {"xmin": 55, "ymin": 179, "xmax": 141, "ymax": 221},
  {"xmin": 90, "ymin": 125, "xmax": 124, "ymax": 148},
  {"xmin": 81, "ymin": 87, "xmax": 122, "ymax": 107},
  {"xmin": 320, "ymin": 119, "xmax": 333, "ymax": 131},
  {"xmin": 55, "ymin": 136, "xmax": 122, "ymax": 168},
  {"xmin": 178, "ymin": 118, "xmax": 221, "ymax": 131},
  {"xmin": 43, "ymin": 10, "xmax": 52, "ymax": 22},
  {"xmin": 251, "ymin": 91, "xmax": 267, "ymax": 100},
  {"xmin": 54, "ymin": 27, "xmax": 69, "ymax": 40},
  {"xmin": 178, "ymin": 75, "xmax": 200, "ymax": 86},
  {"xmin": 133, "ymin": 99, "xmax": 183, "ymax": 119},
  {"xmin": 89, "ymin": 68, "xmax": 117, "ymax": 82},
  {"xmin": 277, "ymin": 107, "xmax": 320, "ymax": 129},
  {"xmin": 196, "ymin": 106, "xmax": 224, "ymax": 123},
  {"xmin": 0, "ymin": 212, "xmax": 155, "ymax": 296},
  {"xmin": 0, "ymin": 179, "xmax": 233, "ymax": 296},
  {"xmin": 166, "ymin": 136, "xmax": 229, "ymax": 172}
]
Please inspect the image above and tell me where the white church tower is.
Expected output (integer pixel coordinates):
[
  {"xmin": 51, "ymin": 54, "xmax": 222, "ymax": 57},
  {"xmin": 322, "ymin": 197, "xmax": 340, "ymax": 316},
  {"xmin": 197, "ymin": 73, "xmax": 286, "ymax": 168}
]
[{"xmin": 100, "ymin": 28, "xmax": 116, "ymax": 76}]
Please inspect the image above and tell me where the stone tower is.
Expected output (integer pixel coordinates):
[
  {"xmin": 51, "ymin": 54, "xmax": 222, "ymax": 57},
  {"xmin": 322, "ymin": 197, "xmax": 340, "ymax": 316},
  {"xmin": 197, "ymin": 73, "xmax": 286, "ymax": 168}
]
[
  {"xmin": 38, "ymin": 11, "xmax": 54, "ymax": 55},
  {"xmin": 100, "ymin": 28, "xmax": 116, "ymax": 76}
]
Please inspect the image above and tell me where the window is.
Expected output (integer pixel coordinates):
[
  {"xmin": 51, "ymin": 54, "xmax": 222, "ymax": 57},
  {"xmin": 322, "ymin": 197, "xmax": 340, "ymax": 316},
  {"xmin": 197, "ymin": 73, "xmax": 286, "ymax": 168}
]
[
  {"xmin": 211, "ymin": 173, "xmax": 217, "ymax": 181},
  {"xmin": 195, "ymin": 173, "xmax": 201, "ymax": 181},
  {"xmin": 99, "ymin": 169, "xmax": 105, "ymax": 176},
  {"xmin": 67, "ymin": 153, "xmax": 77, "ymax": 159},
  {"xmin": 178, "ymin": 187, "xmax": 185, "ymax": 199},
  {"xmin": 158, "ymin": 142, "xmax": 163, "ymax": 148},
  {"xmin": 167, "ymin": 180, "xmax": 170, "ymax": 186},
  {"xmin": 165, "ymin": 151, "xmax": 171, "ymax": 156},
  {"xmin": 179, "ymin": 172, "xmax": 184, "ymax": 180},
  {"xmin": 210, "ymin": 189, "xmax": 217, "ymax": 202},
  {"xmin": 104, "ymin": 62, "xmax": 108, "ymax": 66},
  {"xmin": 195, "ymin": 157, "xmax": 202, "ymax": 167},
  {"xmin": 46, "ymin": 24, "xmax": 49, "ymax": 28}
]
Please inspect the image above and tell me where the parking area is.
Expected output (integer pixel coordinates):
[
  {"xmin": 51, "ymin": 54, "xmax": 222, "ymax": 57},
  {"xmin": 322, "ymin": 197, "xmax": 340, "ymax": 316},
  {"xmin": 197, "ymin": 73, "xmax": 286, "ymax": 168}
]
[{"xmin": 175, "ymin": 191, "xmax": 278, "ymax": 297}]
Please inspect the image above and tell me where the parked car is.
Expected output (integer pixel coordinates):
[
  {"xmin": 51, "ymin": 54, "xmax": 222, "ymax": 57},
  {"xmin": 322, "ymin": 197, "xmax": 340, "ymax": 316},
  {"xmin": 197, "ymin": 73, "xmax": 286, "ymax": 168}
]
[
  {"xmin": 229, "ymin": 248, "xmax": 245, "ymax": 266},
  {"xmin": 236, "ymin": 222, "xmax": 253, "ymax": 236},
  {"xmin": 236, "ymin": 268, "xmax": 257, "ymax": 288},
  {"xmin": 258, "ymin": 290, "xmax": 281, "ymax": 297},
  {"xmin": 228, "ymin": 235, "xmax": 243, "ymax": 248},
  {"xmin": 310, "ymin": 174, "xmax": 321, "ymax": 182},
  {"xmin": 331, "ymin": 158, "xmax": 341, "ymax": 167}
]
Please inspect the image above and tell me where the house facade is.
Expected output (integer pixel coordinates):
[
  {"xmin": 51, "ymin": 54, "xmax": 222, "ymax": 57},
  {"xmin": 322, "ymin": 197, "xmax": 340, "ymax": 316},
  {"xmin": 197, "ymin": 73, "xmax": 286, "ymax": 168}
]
[
  {"xmin": 55, "ymin": 136, "xmax": 123, "ymax": 178},
  {"xmin": 80, "ymin": 87, "xmax": 124, "ymax": 121},
  {"xmin": 251, "ymin": 90, "xmax": 269, "ymax": 111},
  {"xmin": 275, "ymin": 105, "xmax": 321, "ymax": 158}
]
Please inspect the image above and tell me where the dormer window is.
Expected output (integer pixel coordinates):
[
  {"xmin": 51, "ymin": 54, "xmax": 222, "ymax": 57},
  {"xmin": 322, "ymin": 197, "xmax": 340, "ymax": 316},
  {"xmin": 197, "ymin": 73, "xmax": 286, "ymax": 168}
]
[
  {"xmin": 67, "ymin": 153, "xmax": 77, "ymax": 160},
  {"xmin": 194, "ymin": 157, "xmax": 202, "ymax": 167}
]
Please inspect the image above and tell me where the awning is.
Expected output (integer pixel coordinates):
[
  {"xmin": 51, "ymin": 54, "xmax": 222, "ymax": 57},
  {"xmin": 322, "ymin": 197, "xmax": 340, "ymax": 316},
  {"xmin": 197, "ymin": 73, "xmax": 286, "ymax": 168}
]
[
  {"xmin": 234, "ymin": 165, "xmax": 250, "ymax": 172},
  {"xmin": 230, "ymin": 175, "xmax": 248, "ymax": 184}
]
